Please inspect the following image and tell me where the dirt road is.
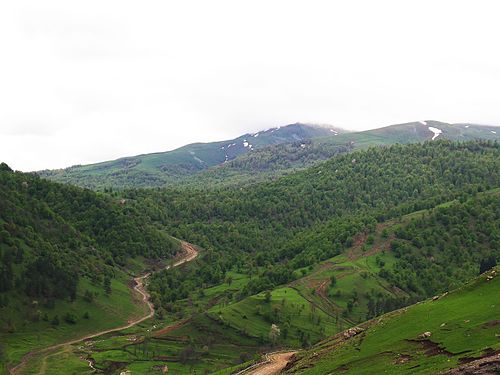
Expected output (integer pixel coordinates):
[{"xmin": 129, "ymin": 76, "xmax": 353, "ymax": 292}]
[
  {"xmin": 9, "ymin": 241, "xmax": 198, "ymax": 375},
  {"xmin": 243, "ymin": 352, "xmax": 297, "ymax": 375}
]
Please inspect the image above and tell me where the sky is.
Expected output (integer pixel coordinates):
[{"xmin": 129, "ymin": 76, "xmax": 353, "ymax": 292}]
[{"xmin": 1, "ymin": 0, "xmax": 499, "ymax": 171}]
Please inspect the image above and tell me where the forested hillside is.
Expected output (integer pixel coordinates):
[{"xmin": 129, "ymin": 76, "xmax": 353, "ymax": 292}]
[
  {"xmin": 0, "ymin": 162, "xmax": 178, "ymax": 294},
  {"xmin": 137, "ymin": 140, "xmax": 499, "ymax": 262},
  {"xmin": 81, "ymin": 141, "xmax": 499, "ymax": 373},
  {"xmin": 136, "ymin": 140, "xmax": 499, "ymax": 317},
  {"xmin": 3, "ymin": 140, "xmax": 499, "ymax": 374},
  {"xmin": 0, "ymin": 163, "xmax": 180, "ymax": 373}
]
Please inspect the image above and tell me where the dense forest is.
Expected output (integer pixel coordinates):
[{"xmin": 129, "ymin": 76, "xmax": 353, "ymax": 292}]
[
  {"xmin": 384, "ymin": 193, "xmax": 499, "ymax": 297},
  {"xmin": 0, "ymin": 162, "xmax": 179, "ymax": 304},
  {"xmin": 143, "ymin": 140, "xmax": 500, "ymax": 308}
]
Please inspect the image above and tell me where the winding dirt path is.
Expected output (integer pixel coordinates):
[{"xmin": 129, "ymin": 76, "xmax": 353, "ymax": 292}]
[
  {"xmin": 243, "ymin": 352, "xmax": 297, "ymax": 375},
  {"xmin": 9, "ymin": 241, "xmax": 198, "ymax": 375}
]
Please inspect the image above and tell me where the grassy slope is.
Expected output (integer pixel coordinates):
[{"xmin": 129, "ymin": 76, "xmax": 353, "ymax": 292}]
[
  {"xmin": 0, "ymin": 272, "xmax": 146, "ymax": 374},
  {"xmin": 321, "ymin": 121, "xmax": 500, "ymax": 149},
  {"xmin": 284, "ymin": 267, "xmax": 500, "ymax": 374},
  {"xmin": 208, "ymin": 287, "xmax": 338, "ymax": 347}
]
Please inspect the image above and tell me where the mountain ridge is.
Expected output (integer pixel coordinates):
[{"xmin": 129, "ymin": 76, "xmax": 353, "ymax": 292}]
[
  {"xmin": 38, "ymin": 120, "xmax": 499, "ymax": 190},
  {"xmin": 38, "ymin": 123, "xmax": 342, "ymax": 189}
]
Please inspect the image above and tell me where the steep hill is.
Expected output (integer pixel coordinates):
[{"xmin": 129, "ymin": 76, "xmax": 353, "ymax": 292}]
[
  {"xmin": 284, "ymin": 267, "xmax": 500, "ymax": 374},
  {"xmin": 38, "ymin": 123, "xmax": 340, "ymax": 189},
  {"xmin": 0, "ymin": 163, "xmax": 180, "ymax": 373}
]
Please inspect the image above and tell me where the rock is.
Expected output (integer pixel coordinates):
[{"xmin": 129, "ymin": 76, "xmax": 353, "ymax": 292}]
[
  {"xmin": 343, "ymin": 326, "xmax": 364, "ymax": 338},
  {"xmin": 418, "ymin": 331, "xmax": 432, "ymax": 339}
]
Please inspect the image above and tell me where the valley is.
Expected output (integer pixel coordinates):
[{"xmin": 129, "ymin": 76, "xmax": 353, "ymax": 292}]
[
  {"xmin": 3, "ymin": 2, "xmax": 500, "ymax": 373},
  {"xmin": 9, "ymin": 242, "xmax": 198, "ymax": 375},
  {"xmin": 1, "ymin": 126, "xmax": 499, "ymax": 374}
]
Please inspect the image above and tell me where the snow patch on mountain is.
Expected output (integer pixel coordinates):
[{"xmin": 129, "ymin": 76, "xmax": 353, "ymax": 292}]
[
  {"xmin": 428, "ymin": 126, "xmax": 442, "ymax": 140},
  {"xmin": 419, "ymin": 121, "xmax": 427, "ymax": 125}
]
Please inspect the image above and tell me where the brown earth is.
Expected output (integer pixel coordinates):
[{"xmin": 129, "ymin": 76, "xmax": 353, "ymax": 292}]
[
  {"xmin": 444, "ymin": 350, "xmax": 500, "ymax": 374},
  {"xmin": 243, "ymin": 352, "xmax": 297, "ymax": 375}
]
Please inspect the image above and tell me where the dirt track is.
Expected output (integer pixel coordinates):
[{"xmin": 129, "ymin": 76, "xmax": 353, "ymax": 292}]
[
  {"xmin": 9, "ymin": 241, "xmax": 198, "ymax": 375},
  {"xmin": 243, "ymin": 352, "xmax": 297, "ymax": 375}
]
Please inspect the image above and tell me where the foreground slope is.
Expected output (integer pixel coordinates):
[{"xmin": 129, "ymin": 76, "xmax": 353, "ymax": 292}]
[
  {"xmin": 38, "ymin": 123, "xmax": 339, "ymax": 189},
  {"xmin": 284, "ymin": 267, "xmax": 500, "ymax": 374}
]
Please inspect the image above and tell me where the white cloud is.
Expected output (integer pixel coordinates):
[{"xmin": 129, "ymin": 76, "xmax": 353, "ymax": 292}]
[{"xmin": 1, "ymin": 0, "xmax": 499, "ymax": 171}]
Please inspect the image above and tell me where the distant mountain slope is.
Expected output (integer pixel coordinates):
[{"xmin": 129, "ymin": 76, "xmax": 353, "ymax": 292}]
[
  {"xmin": 283, "ymin": 267, "xmax": 500, "ymax": 374},
  {"xmin": 178, "ymin": 121, "xmax": 500, "ymax": 188},
  {"xmin": 38, "ymin": 123, "xmax": 340, "ymax": 189},
  {"xmin": 39, "ymin": 120, "xmax": 499, "ymax": 190},
  {"xmin": 322, "ymin": 120, "xmax": 500, "ymax": 149}
]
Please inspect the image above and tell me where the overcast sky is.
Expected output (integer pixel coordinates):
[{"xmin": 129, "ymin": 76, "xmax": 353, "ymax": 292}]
[{"xmin": 1, "ymin": 1, "xmax": 499, "ymax": 171}]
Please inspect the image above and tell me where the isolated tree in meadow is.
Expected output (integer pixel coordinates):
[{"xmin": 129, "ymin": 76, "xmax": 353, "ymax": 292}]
[{"xmin": 269, "ymin": 323, "xmax": 280, "ymax": 345}]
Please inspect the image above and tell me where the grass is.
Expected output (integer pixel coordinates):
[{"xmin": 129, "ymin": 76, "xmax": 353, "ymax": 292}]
[
  {"xmin": 0, "ymin": 270, "xmax": 146, "ymax": 374},
  {"xmin": 208, "ymin": 287, "xmax": 337, "ymax": 347},
  {"xmin": 72, "ymin": 314, "xmax": 261, "ymax": 374},
  {"xmin": 284, "ymin": 268, "xmax": 500, "ymax": 374}
]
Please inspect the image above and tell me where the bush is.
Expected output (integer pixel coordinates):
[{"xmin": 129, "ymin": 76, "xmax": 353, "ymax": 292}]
[{"xmin": 64, "ymin": 312, "xmax": 77, "ymax": 324}]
